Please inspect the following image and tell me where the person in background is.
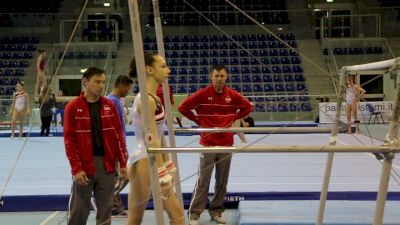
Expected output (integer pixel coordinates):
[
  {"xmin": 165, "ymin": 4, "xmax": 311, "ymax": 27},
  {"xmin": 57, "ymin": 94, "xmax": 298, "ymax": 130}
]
[
  {"xmin": 126, "ymin": 53, "xmax": 184, "ymax": 225},
  {"xmin": 39, "ymin": 87, "xmax": 55, "ymax": 136},
  {"xmin": 64, "ymin": 67, "xmax": 128, "ymax": 225},
  {"xmin": 107, "ymin": 75, "xmax": 133, "ymax": 217},
  {"xmin": 345, "ymin": 74, "xmax": 366, "ymax": 134},
  {"xmin": 236, "ymin": 115, "xmax": 255, "ymax": 143},
  {"xmin": 54, "ymin": 90, "xmax": 66, "ymax": 127},
  {"xmin": 178, "ymin": 64, "xmax": 253, "ymax": 225},
  {"xmin": 35, "ymin": 50, "xmax": 47, "ymax": 96},
  {"xmin": 10, "ymin": 81, "xmax": 30, "ymax": 139}
]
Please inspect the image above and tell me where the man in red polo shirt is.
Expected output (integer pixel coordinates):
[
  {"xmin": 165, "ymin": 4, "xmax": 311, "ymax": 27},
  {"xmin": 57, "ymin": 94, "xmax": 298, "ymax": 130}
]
[{"xmin": 178, "ymin": 64, "xmax": 253, "ymax": 225}]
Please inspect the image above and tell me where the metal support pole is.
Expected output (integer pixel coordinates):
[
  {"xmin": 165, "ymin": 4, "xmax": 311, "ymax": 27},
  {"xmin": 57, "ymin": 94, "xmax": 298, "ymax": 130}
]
[
  {"xmin": 316, "ymin": 69, "xmax": 347, "ymax": 225},
  {"xmin": 151, "ymin": 0, "xmax": 184, "ymax": 208},
  {"xmin": 373, "ymin": 61, "xmax": 400, "ymax": 225},
  {"xmin": 373, "ymin": 153, "xmax": 394, "ymax": 225},
  {"xmin": 127, "ymin": 1, "xmax": 165, "ymax": 225}
]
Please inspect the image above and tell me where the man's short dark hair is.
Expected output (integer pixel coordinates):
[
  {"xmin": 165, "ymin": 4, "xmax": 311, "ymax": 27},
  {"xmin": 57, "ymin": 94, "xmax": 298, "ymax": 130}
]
[
  {"xmin": 114, "ymin": 75, "xmax": 133, "ymax": 88},
  {"xmin": 211, "ymin": 64, "xmax": 228, "ymax": 73},
  {"xmin": 82, "ymin": 67, "xmax": 105, "ymax": 80}
]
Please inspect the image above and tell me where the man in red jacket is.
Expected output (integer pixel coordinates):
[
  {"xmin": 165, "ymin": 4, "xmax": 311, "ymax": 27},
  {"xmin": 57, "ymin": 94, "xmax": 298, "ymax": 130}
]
[
  {"xmin": 178, "ymin": 64, "xmax": 253, "ymax": 225},
  {"xmin": 64, "ymin": 67, "xmax": 128, "ymax": 225}
]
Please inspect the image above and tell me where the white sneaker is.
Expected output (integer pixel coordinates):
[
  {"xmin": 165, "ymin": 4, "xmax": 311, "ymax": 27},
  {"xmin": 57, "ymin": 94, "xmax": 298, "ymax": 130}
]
[
  {"xmin": 90, "ymin": 197, "xmax": 97, "ymax": 211},
  {"xmin": 211, "ymin": 215, "xmax": 226, "ymax": 224},
  {"xmin": 189, "ymin": 218, "xmax": 199, "ymax": 225}
]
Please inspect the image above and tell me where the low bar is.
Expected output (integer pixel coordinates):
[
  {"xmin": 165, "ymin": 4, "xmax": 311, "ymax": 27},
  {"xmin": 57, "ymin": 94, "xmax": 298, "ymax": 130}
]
[
  {"xmin": 148, "ymin": 145, "xmax": 400, "ymax": 154},
  {"xmin": 174, "ymin": 127, "xmax": 331, "ymax": 134}
]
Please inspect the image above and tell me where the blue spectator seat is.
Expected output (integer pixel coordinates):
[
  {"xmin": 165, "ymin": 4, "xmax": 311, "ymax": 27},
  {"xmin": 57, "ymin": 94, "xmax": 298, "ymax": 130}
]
[
  {"xmin": 199, "ymin": 67, "xmax": 208, "ymax": 74},
  {"xmin": 210, "ymin": 43, "xmax": 218, "ymax": 49},
  {"xmin": 242, "ymin": 74, "xmax": 251, "ymax": 82},
  {"xmin": 200, "ymin": 58, "xmax": 209, "ymax": 65},
  {"xmin": 288, "ymin": 41, "xmax": 297, "ymax": 48},
  {"xmin": 12, "ymin": 53, "xmax": 23, "ymax": 59},
  {"xmin": 249, "ymin": 42, "xmax": 257, "ymax": 49},
  {"xmin": 250, "ymin": 58, "xmax": 260, "ymax": 65},
  {"xmin": 289, "ymin": 49, "xmax": 298, "ymax": 56},
  {"xmin": 170, "ymin": 51, "xmax": 179, "ymax": 58},
  {"xmin": 188, "ymin": 85, "xmax": 197, "ymax": 93},
  {"xmin": 199, "ymin": 75, "xmax": 209, "ymax": 83},
  {"xmin": 293, "ymin": 65, "xmax": 303, "ymax": 73},
  {"xmin": 273, "ymin": 74, "xmax": 283, "ymax": 82},
  {"xmin": 277, "ymin": 42, "xmax": 286, "ymax": 48},
  {"xmin": 264, "ymin": 84, "xmax": 274, "ymax": 92},
  {"xmin": 269, "ymin": 49, "xmax": 278, "ymax": 56},
  {"xmin": 268, "ymin": 42, "xmax": 277, "ymax": 48},
  {"xmin": 261, "ymin": 58, "xmax": 269, "ymax": 64},
  {"xmin": 253, "ymin": 84, "xmax": 263, "ymax": 92},
  {"xmin": 301, "ymin": 102, "xmax": 312, "ymax": 111},
  {"xmin": 286, "ymin": 33, "xmax": 296, "ymax": 40},
  {"xmin": 278, "ymin": 103, "xmax": 289, "ymax": 112},
  {"xmin": 295, "ymin": 74, "xmax": 305, "ymax": 81},
  {"xmin": 275, "ymin": 83, "xmax": 285, "ymax": 92},
  {"xmin": 10, "ymin": 77, "xmax": 20, "ymax": 85},
  {"xmin": 288, "ymin": 95, "xmax": 297, "ymax": 101},
  {"xmin": 281, "ymin": 57, "xmax": 290, "ymax": 64},
  {"xmin": 240, "ymin": 58, "xmax": 249, "ymax": 65},
  {"xmin": 210, "ymin": 35, "xmax": 218, "ymax": 42},
  {"xmin": 189, "ymin": 67, "xmax": 198, "ymax": 74},
  {"xmin": 262, "ymin": 66, "xmax": 271, "ymax": 74},
  {"xmin": 26, "ymin": 44, "xmax": 37, "ymax": 51},
  {"xmin": 230, "ymin": 42, "xmax": 238, "ymax": 49},
  {"xmin": 251, "ymin": 66, "xmax": 261, "ymax": 74},
  {"xmin": 257, "ymin": 34, "xmax": 266, "ymax": 41},
  {"xmin": 242, "ymin": 84, "xmax": 252, "ymax": 92},
  {"xmin": 219, "ymin": 58, "xmax": 229, "ymax": 64},
  {"xmin": 299, "ymin": 95, "xmax": 310, "ymax": 101},
  {"xmin": 250, "ymin": 50, "xmax": 258, "ymax": 57},
  {"xmin": 178, "ymin": 76, "xmax": 188, "ymax": 83},
  {"xmin": 177, "ymin": 85, "xmax": 187, "ymax": 93},
  {"xmin": 133, "ymin": 86, "xmax": 139, "ymax": 94},
  {"xmin": 167, "ymin": 67, "xmax": 175, "ymax": 75},
  {"xmin": 289, "ymin": 103, "xmax": 298, "ymax": 112},
  {"xmin": 220, "ymin": 50, "xmax": 228, "ymax": 57},
  {"xmin": 188, "ymin": 75, "xmax": 198, "ymax": 83},
  {"xmin": 272, "ymin": 66, "xmax": 282, "ymax": 73},
  {"xmin": 263, "ymin": 74, "xmax": 273, "ymax": 82},
  {"xmin": 168, "ymin": 76, "xmax": 177, "ymax": 84},
  {"xmin": 259, "ymin": 42, "xmax": 268, "ymax": 48},
  {"xmin": 279, "ymin": 49, "xmax": 289, "ymax": 56},
  {"xmin": 169, "ymin": 59, "xmax": 178, "ymax": 66},
  {"xmin": 252, "ymin": 74, "xmax": 262, "ymax": 82},
  {"xmin": 282, "ymin": 66, "xmax": 292, "ymax": 73},
  {"xmin": 220, "ymin": 43, "xmax": 228, "ymax": 49},
  {"xmin": 200, "ymin": 35, "xmax": 209, "ymax": 42},
  {"xmin": 191, "ymin": 36, "xmax": 200, "ymax": 42},
  {"xmin": 200, "ymin": 42, "xmax": 208, "ymax": 50},
  {"xmin": 278, "ymin": 34, "xmax": 286, "ymax": 40},
  {"xmin": 180, "ymin": 51, "xmax": 189, "ymax": 58},
  {"xmin": 241, "ymin": 67, "xmax": 250, "ymax": 74},
  {"xmin": 15, "ymin": 69, "xmax": 24, "ymax": 76},
  {"xmin": 0, "ymin": 69, "xmax": 2, "ymax": 76},
  {"xmin": 200, "ymin": 51, "xmax": 209, "ymax": 57},
  {"xmin": 230, "ymin": 58, "xmax": 239, "ymax": 65},
  {"xmin": 259, "ymin": 49, "xmax": 268, "ymax": 56},
  {"xmin": 266, "ymin": 104, "xmax": 278, "ymax": 112},
  {"xmin": 171, "ymin": 43, "xmax": 179, "ymax": 50},
  {"xmin": 180, "ymin": 59, "xmax": 188, "ymax": 66},
  {"xmin": 182, "ymin": 36, "xmax": 190, "ymax": 42},
  {"xmin": 286, "ymin": 83, "xmax": 296, "ymax": 92},
  {"xmin": 284, "ymin": 74, "xmax": 293, "ymax": 82},
  {"xmin": 172, "ymin": 36, "xmax": 180, "ymax": 42},
  {"xmin": 255, "ymin": 103, "xmax": 266, "ymax": 112},
  {"xmin": 163, "ymin": 36, "xmax": 171, "ymax": 43},
  {"xmin": 297, "ymin": 83, "xmax": 307, "ymax": 91},
  {"xmin": 210, "ymin": 51, "xmax": 218, "ymax": 57},
  {"xmin": 179, "ymin": 68, "xmax": 188, "ymax": 75},
  {"xmin": 190, "ymin": 43, "xmax": 199, "ymax": 50},
  {"xmin": 190, "ymin": 51, "xmax": 199, "ymax": 58},
  {"xmin": 239, "ymin": 50, "xmax": 249, "ymax": 57},
  {"xmin": 190, "ymin": 59, "xmax": 198, "ymax": 66},
  {"xmin": 291, "ymin": 57, "xmax": 301, "ymax": 64},
  {"xmin": 271, "ymin": 57, "xmax": 280, "ymax": 64},
  {"xmin": 231, "ymin": 75, "xmax": 240, "ymax": 83},
  {"xmin": 230, "ymin": 50, "xmax": 238, "ymax": 57},
  {"xmin": 232, "ymin": 84, "xmax": 241, "ymax": 92},
  {"xmin": 239, "ymin": 34, "xmax": 247, "ymax": 42},
  {"xmin": 210, "ymin": 58, "xmax": 218, "ymax": 65}
]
